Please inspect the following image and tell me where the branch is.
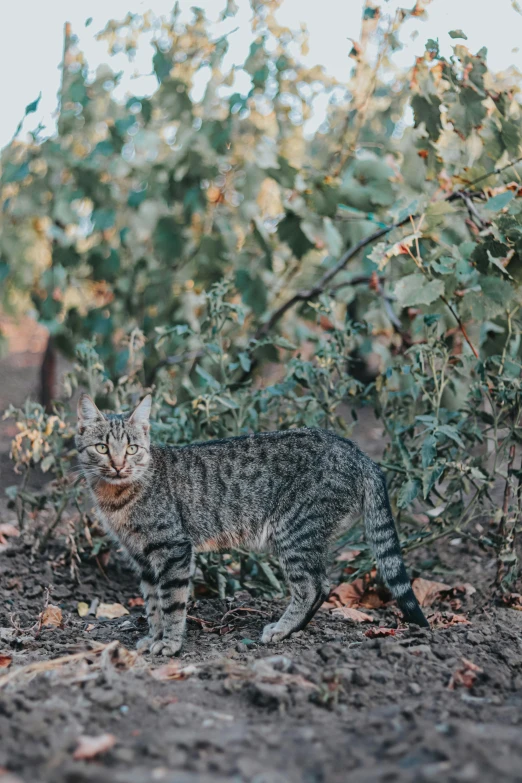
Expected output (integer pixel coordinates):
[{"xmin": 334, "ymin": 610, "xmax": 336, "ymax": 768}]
[{"xmin": 254, "ymin": 156, "xmax": 522, "ymax": 341}]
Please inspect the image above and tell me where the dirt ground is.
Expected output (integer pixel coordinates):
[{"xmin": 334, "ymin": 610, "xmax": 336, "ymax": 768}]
[{"xmin": 1, "ymin": 321, "xmax": 522, "ymax": 783}]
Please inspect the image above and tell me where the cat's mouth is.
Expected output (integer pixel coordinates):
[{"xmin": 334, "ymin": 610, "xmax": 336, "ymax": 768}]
[{"xmin": 104, "ymin": 474, "xmax": 131, "ymax": 484}]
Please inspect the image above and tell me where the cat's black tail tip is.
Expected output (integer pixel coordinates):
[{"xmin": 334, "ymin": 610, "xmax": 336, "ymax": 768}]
[{"xmin": 399, "ymin": 598, "xmax": 430, "ymax": 628}]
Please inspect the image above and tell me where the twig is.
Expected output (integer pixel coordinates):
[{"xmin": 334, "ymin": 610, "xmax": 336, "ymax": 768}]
[
  {"xmin": 0, "ymin": 641, "xmax": 114, "ymax": 689},
  {"xmin": 496, "ymin": 443, "xmax": 518, "ymax": 588},
  {"xmin": 440, "ymin": 295, "xmax": 479, "ymax": 359},
  {"xmin": 254, "ymin": 156, "xmax": 522, "ymax": 343}
]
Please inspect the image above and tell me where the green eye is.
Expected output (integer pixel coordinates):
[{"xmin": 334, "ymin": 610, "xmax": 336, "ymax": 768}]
[
  {"xmin": 95, "ymin": 444, "xmax": 108, "ymax": 454},
  {"xmin": 126, "ymin": 444, "xmax": 138, "ymax": 455}
]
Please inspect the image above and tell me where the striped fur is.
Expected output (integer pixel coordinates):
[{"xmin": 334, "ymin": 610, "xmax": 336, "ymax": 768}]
[{"xmin": 76, "ymin": 394, "xmax": 428, "ymax": 656}]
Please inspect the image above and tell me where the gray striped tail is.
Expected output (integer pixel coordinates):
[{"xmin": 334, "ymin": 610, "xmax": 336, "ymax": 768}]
[{"xmin": 363, "ymin": 470, "xmax": 429, "ymax": 628}]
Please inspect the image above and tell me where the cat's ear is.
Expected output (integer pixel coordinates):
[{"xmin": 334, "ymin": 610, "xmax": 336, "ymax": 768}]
[
  {"xmin": 77, "ymin": 394, "xmax": 104, "ymax": 427},
  {"xmin": 129, "ymin": 395, "xmax": 152, "ymax": 429}
]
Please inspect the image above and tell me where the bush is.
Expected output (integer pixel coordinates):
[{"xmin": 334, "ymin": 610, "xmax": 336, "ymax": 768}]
[{"xmin": 2, "ymin": 2, "xmax": 522, "ymax": 592}]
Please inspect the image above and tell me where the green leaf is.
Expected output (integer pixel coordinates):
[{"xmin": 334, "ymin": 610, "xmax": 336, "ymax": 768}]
[
  {"xmin": 277, "ymin": 212, "xmax": 315, "ymax": 259},
  {"xmin": 153, "ymin": 217, "xmax": 184, "ymax": 261},
  {"xmin": 195, "ymin": 365, "xmax": 221, "ymax": 390},
  {"xmin": 238, "ymin": 352, "xmax": 251, "ymax": 372},
  {"xmin": 397, "ymin": 478, "xmax": 421, "ymax": 509},
  {"xmin": 394, "ymin": 274, "xmax": 444, "ymax": 307},
  {"xmin": 421, "ymin": 435, "xmax": 437, "ymax": 469},
  {"xmin": 273, "ymin": 337, "xmax": 297, "ymax": 350},
  {"xmin": 449, "ymin": 29, "xmax": 468, "ymax": 39},
  {"xmin": 92, "ymin": 209, "xmax": 116, "ymax": 231},
  {"xmin": 422, "ymin": 464, "xmax": 445, "ymax": 498},
  {"xmin": 436, "ymin": 424, "xmax": 465, "ymax": 448},
  {"xmin": 25, "ymin": 94, "xmax": 41, "ymax": 115},
  {"xmin": 235, "ymin": 269, "xmax": 268, "ymax": 316},
  {"xmin": 153, "ymin": 50, "xmax": 172, "ymax": 83},
  {"xmin": 484, "ymin": 191, "xmax": 515, "ymax": 212},
  {"xmin": 411, "ymin": 94, "xmax": 442, "ymax": 140}
]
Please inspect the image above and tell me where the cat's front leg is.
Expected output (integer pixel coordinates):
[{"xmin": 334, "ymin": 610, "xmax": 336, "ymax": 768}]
[
  {"xmin": 136, "ymin": 577, "xmax": 163, "ymax": 651},
  {"xmin": 150, "ymin": 539, "xmax": 193, "ymax": 656}
]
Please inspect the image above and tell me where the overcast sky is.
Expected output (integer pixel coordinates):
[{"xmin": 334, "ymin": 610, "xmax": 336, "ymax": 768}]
[{"xmin": 1, "ymin": 0, "xmax": 522, "ymax": 149}]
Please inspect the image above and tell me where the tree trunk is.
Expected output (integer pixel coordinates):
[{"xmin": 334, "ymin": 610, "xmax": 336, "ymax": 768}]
[{"xmin": 40, "ymin": 335, "xmax": 57, "ymax": 412}]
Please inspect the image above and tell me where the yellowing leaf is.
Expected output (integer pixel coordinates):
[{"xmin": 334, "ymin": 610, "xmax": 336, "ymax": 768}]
[
  {"xmin": 77, "ymin": 602, "xmax": 89, "ymax": 617},
  {"xmin": 95, "ymin": 603, "xmax": 129, "ymax": 620}
]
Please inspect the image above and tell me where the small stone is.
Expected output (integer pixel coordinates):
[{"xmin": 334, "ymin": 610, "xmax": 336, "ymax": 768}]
[
  {"xmin": 88, "ymin": 687, "xmax": 124, "ymax": 710},
  {"xmin": 264, "ymin": 655, "xmax": 293, "ymax": 672},
  {"xmin": 353, "ymin": 669, "xmax": 370, "ymax": 687}
]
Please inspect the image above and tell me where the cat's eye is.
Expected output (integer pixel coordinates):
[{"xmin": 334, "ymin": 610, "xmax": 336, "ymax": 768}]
[
  {"xmin": 95, "ymin": 444, "xmax": 108, "ymax": 454},
  {"xmin": 126, "ymin": 444, "xmax": 138, "ymax": 455}
]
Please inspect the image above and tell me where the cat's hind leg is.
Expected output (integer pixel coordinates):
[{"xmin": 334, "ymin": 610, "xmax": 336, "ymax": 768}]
[{"xmin": 261, "ymin": 544, "xmax": 329, "ymax": 644}]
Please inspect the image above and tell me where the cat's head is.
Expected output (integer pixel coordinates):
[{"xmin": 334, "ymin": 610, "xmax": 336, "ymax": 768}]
[{"xmin": 76, "ymin": 394, "xmax": 152, "ymax": 484}]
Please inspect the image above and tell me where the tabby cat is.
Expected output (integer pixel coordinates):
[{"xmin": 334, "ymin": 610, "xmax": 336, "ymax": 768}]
[{"xmin": 76, "ymin": 393, "xmax": 428, "ymax": 655}]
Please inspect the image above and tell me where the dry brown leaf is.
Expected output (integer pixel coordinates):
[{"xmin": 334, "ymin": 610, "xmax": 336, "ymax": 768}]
[
  {"xmin": 41, "ymin": 605, "xmax": 63, "ymax": 628},
  {"xmin": 335, "ymin": 549, "xmax": 361, "ymax": 562},
  {"xmin": 448, "ymin": 583, "xmax": 476, "ymax": 598},
  {"xmin": 73, "ymin": 733, "xmax": 116, "ymax": 760},
  {"xmin": 95, "ymin": 603, "xmax": 129, "ymax": 620},
  {"xmin": 0, "ymin": 655, "xmax": 12, "ymax": 669},
  {"xmin": 364, "ymin": 627, "xmax": 405, "ymax": 638},
  {"xmin": 105, "ymin": 644, "xmax": 138, "ymax": 671},
  {"xmin": 331, "ymin": 606, "xmax": 373, "ymax": 623},
  {"xmin": 448, "ymin": 657, "xmax": 482, "ymax": 690},
  {"xmin": 150, "ymin": 662, "xmax": 197, "ymax": 681},
  {"xmin": 128, "ymin": 596, "xmax": 145, "ymax": 608},
  {"xmin": 0, "ymin": 524, "xmax": 19, "ymax": 545},
  {"xmin": 412, "ymin": 577, "xmax": 450, "ymax": 607},
  {"xmin": 77, "ymin": 602, "xmax": 89, "ymax": 617},
  {"xmin": 0, "ymin": 770, "xmax": 25, "ymax": 783},
  {"xmin": 328, "ymin": 579, "xmax": 384, "ymax": 610},
  {"xmin": 429, "ymin": 611, "xmax": 471, "ymax": 629}
]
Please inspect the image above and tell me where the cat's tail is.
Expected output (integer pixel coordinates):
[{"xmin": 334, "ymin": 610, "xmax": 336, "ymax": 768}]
[{"xmin": 363, "ymin": 467, "xmax": 429, "ymax": 627}]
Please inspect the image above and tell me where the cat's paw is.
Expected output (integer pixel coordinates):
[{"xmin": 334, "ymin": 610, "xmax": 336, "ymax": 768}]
[
  {"xmin": 260, "ymin": 622, "xmax": 288, "ymax": 644},
  {"xmin": 150, "ymin": 638, "xmax": 182, "ymax": 657},
  {"xmin": 136, "ymin": 634, "xmax": 162, "ymax": 652}
]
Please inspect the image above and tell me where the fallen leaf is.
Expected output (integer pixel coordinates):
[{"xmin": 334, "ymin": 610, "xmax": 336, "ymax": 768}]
[
  {"xmin": 335, "ymin": 549, "xmax": 361, "ymax": 562},
  {"xmin": 95, "ymin": 603, "xmax": 129, "ymax": 620},
  {"xmin": 448, "ymin": 657, "xmax": 482, "ymax": 690},
  {"xmin": 0, "ymin": 523, "xmax": 19, "ymax": 545},
  {"xmin": 331, "ymin": 606, "xmax": 374, "ymax": 623},
  {"xmin": 412, "ymin": 577, "xmax": 450, "ymax": 607},
  {"xmin": 128, "ymin": 597, "xmax": 145, "ymax": 608},
  {"xmin": 106, "ymin": 643, "xmax": 138, "ymax": 671},
  {"xmin": 429, "ymin": 611, "xmax": 471, "ymax": 629},
  {"xmin": 441, "ymin": 582, "xmax": 476, "ymax": 600},
  {"xmin": 0, "ymin": 771, "xmax": 25, "ymax": 783},
  {"xmin": 41, "ymin": 605, "xmax": 63, "ymax": 628},
  {"xmin": 328, "ymin": 578, "xmax": 384, "ymax": 610},
  {"xmin": 85, "ymin": 624, "xmax": 95, "ymax": 632},
  {"xmin": 150, "ymin": 662, "xmax": 197, "ymax": 681},
  {"xmin": 73, "ymin": 733, "xmax": 116, "ymax": 760},
  {"xmin": 0, "ymin": 655, "xmax": 12, "ymax": 668},
  {"xmin": 501, "ymin": 592, "xmax": 522, "ymax": 610},
  {"xmin": 77, "ymin": 602, "xmax": 89, "ymax": 617},
  {"xmin": 364, "ymin": 627, "xmax": 405, "ymax": 638}
]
